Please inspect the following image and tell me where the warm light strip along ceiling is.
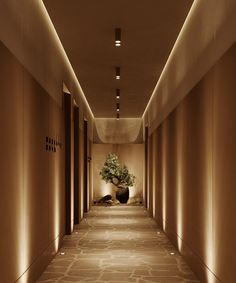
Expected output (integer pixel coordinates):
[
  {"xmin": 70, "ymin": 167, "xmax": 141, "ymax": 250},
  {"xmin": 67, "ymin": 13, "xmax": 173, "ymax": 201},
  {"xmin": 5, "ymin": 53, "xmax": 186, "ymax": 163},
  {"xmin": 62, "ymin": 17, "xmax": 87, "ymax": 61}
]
[
  {"xmin": 142, "ymin": 1, "xmax": 196, "ymax": 119},
  {"xmin": 41, "ymin": 1, "xmax": 94, "ymax": 118}
]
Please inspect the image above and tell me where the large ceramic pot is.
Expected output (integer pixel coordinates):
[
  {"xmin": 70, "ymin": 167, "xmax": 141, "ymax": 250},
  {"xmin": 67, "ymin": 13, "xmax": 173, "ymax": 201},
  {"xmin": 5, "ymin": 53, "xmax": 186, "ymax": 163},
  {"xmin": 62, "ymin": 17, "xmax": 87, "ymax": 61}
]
[{"xmin": 116, "ymin": 187, "xmax": 129, "ymax": 203}]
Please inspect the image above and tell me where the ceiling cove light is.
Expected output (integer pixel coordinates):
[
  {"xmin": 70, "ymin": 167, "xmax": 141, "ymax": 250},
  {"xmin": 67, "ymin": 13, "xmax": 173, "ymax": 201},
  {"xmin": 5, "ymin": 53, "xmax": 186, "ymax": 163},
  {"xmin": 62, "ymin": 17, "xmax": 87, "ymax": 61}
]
[
  {"xmin": 115, "ymin": 28, "xmax": 121, "ymax": 46},
  {"xmin": 116, "ymin": 67, "xmax": 120, "ymax": 79},
  {"xmin": 116, "ymin": 89, "xmax": 120, "ymax": 99}
]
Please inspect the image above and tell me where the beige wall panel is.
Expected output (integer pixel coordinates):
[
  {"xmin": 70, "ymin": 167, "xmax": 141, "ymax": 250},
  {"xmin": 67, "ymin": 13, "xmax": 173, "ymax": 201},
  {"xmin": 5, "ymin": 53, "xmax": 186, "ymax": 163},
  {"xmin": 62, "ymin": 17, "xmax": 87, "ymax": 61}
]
[
  {"xmin": 93, "ymin": 144, "xmax": 144, "ymax": 202},
  {"xmin": 147, "ymin": 135, "xmax": 153, "ymax": 215},
  {"xmin": 23, "ymin": 70, "xmax": 50, "ymax": 269},
  {"xmin": 0, "ymin": 43, "xmax": 65, "ymax": 282},
  {"xmin": 89, "ymin": 140, "xmax": 93, "ymax": 209},
  {"xmin": 70, "ymin": 104, "xmax": 74, "ymax": 229},
  {"xmin": 92, "ymin": 144, "xmax": 115, "ymax": 200},
  {"xmin": 48, "ymin": 97, "xmax": 65, "ymax": 246},
  {"xmin": 165, "ymin": 111, "xmax": 178, "ymax": 234},
  {"xmin": 155, "ymin": 125, "xmax": 163, "ymax": 228},
  {"xmin": 173, "ymin": 101, "xmax": 188, "ymax": 251},
  {"xmin": 0, "ymin": 43, "xmax": 24, "ymax": 282},
  {"xmin": 150, "ymin": 71, "xmax": 215, "ymax": 282},
  {"xmin": 213, "ymin": 43, "xmax": 236, "ymax": 283},
  {"xmin": 79, "ymin": 128, "xmax": 84, "ymax": 220},
  {"xmin": 183, "ymin": 75, "xmax": 213, "ymax": 270},
  {"xmin": 152, "ymin": 130, "xmax": 157, "ymax": 219}
]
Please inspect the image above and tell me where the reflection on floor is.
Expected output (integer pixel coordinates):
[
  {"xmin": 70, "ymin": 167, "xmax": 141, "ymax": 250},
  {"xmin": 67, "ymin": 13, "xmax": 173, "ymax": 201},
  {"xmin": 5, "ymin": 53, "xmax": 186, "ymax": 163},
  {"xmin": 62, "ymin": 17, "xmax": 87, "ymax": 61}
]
[{"xmin": 37, "ymin": 206, "xmax": 200, "ymax": 283}]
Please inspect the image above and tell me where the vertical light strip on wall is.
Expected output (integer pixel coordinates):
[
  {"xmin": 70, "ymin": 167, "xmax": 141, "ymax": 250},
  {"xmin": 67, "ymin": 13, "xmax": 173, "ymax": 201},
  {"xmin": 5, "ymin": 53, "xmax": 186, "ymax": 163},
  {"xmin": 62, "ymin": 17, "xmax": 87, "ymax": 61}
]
[
  {"xmin": 205, "ymin": 86, "xmax": 214, "ymax": 283},
  {"xmin": 176, "ymin": 107, "xmax": 184, "ymax": 252},
  {"xmin": 152, "ymin": 132, "xmax": 156, "ymax": 218},
  {"xmin": 162, "ymin": 125, "xmax": 167, "ymax": 231}
]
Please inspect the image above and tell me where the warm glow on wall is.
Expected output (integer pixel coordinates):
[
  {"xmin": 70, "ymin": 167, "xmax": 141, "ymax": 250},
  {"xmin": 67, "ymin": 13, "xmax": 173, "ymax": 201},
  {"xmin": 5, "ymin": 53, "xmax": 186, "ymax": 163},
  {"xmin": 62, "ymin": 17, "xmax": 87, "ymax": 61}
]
[
  {"xmin": 102, "ymin": 183, "xmax": 114, "ymax": 197},
  {"xmin": 162, "ymin": 129, "xmax": 167, "ymax": 231},
  {"xmin": 129, "ymin": 186, "xmax": 136, "ymax": 198},
  {"xmin": 53, "ymin": 159, "xmax": 60, "ymax": 252},
  {"xmin": 152, "ymin": 134, "xmax": 156, "ymax": 218},
  {"xmin": 17, "ymin": 161, "xmax": 30, "ymax": 283},
  {"xmin": 176, "ymin": 152, "xmax": 183, "ymax": 251},
  {"xmin": 204, "ymin": 156, "xmax": 215, "ymax": 282},
  {"xmin": 176, "ymin": 109, "xmax": 184, "ymax": 252},
  {"xmin": 18, "ymin": 213, "xmax": 30, "ymax": 283}
]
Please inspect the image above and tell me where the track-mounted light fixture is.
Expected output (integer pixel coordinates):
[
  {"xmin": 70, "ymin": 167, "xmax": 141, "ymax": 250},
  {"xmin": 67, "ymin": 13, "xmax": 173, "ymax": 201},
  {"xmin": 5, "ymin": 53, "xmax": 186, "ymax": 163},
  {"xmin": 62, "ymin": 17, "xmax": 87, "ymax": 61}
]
[
  {"xmin": 115, "ymin": 28, "xmax": 121, "ymax": 46},
  {"xmin": 116, "ymin": 89, "xmax": 120, "ymax": 99},
  {"xmin": 116, "ymin": 103, "xmax": 120, "ymax": 112},
  {"xmin": 116, "ymin": 67, "xmax": 120, "ymax": 79}
]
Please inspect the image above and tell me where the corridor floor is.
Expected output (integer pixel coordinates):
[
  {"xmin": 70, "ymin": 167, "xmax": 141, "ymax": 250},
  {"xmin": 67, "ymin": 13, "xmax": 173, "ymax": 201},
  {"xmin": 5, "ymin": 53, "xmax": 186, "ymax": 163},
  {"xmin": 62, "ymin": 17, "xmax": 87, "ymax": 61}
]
[{"xmin": 37, "ymin": 206, "xmax": 200, "ymax": 283}]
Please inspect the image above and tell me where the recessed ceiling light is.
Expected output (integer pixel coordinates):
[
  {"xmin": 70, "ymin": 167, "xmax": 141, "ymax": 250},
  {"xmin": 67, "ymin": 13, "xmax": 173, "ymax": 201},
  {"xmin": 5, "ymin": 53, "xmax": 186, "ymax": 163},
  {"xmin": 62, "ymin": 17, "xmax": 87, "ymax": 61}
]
[
  {"xmin": 170, "ymin": 252, "xmax": 175, "ymax": 256},
  {"xmin": 115, "ymin": 28, "xmax": 121, "ymax": 47},
  {"xmin": 116, "ymin": 67, "xmax": 120, "ymax": 79},
  {"xmin": 116, "ymin": 103, "xmax": 120, "ymax": 112},
  {"xmin": 116, "ymin": 89, "xmax": 120, "ymax": 99},
  {"xmin": 116, "ymin": 113, "xmax": 120, "ymax": 120}
]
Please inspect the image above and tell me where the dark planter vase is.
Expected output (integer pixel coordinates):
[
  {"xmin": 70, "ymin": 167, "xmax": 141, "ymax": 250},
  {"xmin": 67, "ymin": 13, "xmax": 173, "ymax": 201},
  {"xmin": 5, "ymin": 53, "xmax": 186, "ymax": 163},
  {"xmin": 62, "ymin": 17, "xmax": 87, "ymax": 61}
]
[{"xmin": 116, "ymin": 187, "xmax": 129, "ymax": 203}]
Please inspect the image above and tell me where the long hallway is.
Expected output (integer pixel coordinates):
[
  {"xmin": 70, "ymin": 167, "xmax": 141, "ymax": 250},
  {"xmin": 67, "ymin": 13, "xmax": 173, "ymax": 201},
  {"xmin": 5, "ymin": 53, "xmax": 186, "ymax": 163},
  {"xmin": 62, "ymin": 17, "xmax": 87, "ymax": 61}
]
[{"xmin": 37, "ymin": 206, "xmax": 200, "ymax": 283}]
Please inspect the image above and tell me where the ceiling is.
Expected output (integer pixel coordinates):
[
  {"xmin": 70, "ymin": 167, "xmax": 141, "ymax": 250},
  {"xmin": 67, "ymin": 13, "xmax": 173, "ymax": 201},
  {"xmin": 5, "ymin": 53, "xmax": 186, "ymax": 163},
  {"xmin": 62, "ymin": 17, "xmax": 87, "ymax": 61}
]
[{"xmin": 43, "ymin": 0, "xmax": 194, "ymax": 118}]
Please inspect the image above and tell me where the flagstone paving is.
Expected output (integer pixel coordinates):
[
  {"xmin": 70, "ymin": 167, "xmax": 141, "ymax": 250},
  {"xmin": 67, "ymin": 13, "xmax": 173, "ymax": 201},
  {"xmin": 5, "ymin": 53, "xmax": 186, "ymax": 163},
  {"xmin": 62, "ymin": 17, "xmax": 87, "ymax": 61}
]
[{"xmin": 37, "ymin": 206, "xmax": 200, "ymax": 283}]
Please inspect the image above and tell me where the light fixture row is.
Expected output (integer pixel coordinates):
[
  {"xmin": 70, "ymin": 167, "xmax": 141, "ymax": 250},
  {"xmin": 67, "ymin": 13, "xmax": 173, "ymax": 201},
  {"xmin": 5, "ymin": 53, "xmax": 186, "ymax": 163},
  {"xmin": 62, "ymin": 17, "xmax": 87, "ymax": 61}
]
[{"xmin": 115, "ymin": 28, "xmax": 121, "ymax": 120}]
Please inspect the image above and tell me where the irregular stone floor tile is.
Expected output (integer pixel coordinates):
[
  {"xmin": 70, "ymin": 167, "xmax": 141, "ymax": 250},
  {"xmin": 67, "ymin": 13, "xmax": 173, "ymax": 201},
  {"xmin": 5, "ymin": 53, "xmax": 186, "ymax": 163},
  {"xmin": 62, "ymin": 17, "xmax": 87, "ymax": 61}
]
[{"xmin": 37, "ymin": 206, "xmax": 200, "ymax": 283}]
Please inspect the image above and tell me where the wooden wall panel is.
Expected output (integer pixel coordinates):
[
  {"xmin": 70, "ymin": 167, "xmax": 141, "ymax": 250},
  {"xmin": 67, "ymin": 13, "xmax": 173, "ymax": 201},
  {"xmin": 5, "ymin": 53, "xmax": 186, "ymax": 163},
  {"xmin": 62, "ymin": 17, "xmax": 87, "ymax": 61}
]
[
  {"xmin": 0, "ymin": 42, "xmax": 24, "ymax": 283},
  {"xmin": 147, "ymin": 135, "xmax": 153, "ymax": 216},
  {"xmin": 155, "ymin": 125, "xmax": 163, "ymax": 228},
  {"xmin": 152, "ymin": 130, "xmax": 157, "ymax": 219},
  {"xmin": 23, "ymin": 70, "xmax": 50, "ymax": 269},
  {"xmin": 0, "ymin": 42, "xmax": 65, "ymax": 282},
  {"xmin": 48, "ymin": 98, "xmax": 65, "ymax": 245},
  {"xmin": 165, "ymin": 111, "xmax": 178, "ymax": 234},
  {"xmin": 79, "ymin": 127, "xmax": 84, "ymax": 221},
  {"xmin": 213, "ymin": 43, "xmax": 236, "ymax": 283},
  {"xmin": 147, "ymin": 42, "xmax": 236, "ymax": 283}
]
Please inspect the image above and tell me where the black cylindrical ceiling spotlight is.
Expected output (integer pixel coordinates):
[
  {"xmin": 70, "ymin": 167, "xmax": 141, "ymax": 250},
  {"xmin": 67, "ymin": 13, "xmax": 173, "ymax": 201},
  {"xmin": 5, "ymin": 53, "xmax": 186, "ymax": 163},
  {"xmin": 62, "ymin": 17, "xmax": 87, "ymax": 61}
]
[
  {"xmin": 116, "ymin": 67, "xmax": 120, "ymax": 80},
  {"xmin": 115, "ymin": 28, "xmax": 121, "ymax": 46},
  {"xmin": 116, "ymin": 113, "xmax": 120, "ymax": 120},
  {"xmin": 116, "ymin": 103, "xmax": 120, "ymax": 112},
  {"xmin": 116, "ymin": 89, "xmax": 120, "ymax": 99}
]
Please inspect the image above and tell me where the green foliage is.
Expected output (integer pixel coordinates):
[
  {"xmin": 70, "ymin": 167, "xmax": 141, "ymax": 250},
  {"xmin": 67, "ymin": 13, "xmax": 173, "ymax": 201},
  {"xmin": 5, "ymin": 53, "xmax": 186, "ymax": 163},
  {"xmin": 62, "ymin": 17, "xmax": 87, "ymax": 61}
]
[{"xmin": 99, "ymin": 153, "xmax": 135, "ymax": 188}]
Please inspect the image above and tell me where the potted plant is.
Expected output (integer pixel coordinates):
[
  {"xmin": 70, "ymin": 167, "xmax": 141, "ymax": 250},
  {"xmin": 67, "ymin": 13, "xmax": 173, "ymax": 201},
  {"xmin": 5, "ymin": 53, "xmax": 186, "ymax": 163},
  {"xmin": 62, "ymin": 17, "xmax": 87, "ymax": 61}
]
[{"xmin": 99, "ymin": 153, "xmax": 135, "ymax": 203}]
